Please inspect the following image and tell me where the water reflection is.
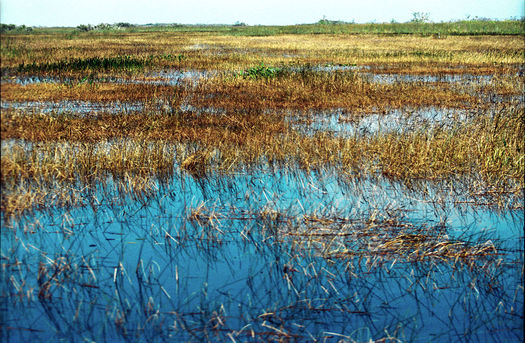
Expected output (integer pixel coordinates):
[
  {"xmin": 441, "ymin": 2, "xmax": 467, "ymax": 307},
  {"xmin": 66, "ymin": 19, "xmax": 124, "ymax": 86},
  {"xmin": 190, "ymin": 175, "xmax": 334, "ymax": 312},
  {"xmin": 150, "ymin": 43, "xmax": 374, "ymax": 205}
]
[
  {"xmin": 1, "ymin": 165, "xmax": 523, "ymax": 342},
  {"xmin": 288, "ymin": 107, "xmax": 473, "ymax": 136},
  {"xmin": 1, "ymin": 69, "xmax": 210, "ymax": 86}
]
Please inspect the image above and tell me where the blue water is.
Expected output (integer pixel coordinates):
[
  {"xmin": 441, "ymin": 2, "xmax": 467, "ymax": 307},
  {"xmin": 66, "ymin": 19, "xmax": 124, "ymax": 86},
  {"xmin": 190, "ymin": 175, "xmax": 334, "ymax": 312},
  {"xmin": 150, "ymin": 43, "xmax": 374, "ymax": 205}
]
[{"xmin": 1, "ymin": 165, "xmax": 523, "ymax": 342}]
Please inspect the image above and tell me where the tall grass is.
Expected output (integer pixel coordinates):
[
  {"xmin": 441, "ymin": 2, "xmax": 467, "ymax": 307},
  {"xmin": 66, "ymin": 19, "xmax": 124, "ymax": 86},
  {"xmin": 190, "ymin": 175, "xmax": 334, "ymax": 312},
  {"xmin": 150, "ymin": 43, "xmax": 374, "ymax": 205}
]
[{"xmin": 2, "ymin": 101, "xmax": 523, "ymax": 216}]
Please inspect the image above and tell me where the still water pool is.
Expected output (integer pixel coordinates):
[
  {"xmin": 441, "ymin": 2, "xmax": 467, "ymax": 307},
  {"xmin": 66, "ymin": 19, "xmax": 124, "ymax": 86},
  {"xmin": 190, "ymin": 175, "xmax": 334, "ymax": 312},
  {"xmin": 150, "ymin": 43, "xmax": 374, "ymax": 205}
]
[{"xmin": 1, "ymin": 165, "xmax": 522, "ymax": 342}]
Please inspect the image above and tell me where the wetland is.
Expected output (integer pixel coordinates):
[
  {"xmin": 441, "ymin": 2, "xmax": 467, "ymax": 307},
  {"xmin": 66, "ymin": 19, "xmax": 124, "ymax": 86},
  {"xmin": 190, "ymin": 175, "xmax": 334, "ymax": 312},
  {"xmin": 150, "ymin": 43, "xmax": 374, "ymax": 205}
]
[{"xmin": 1, "ymin": 22, "xmax": 524, "ymax": 342}]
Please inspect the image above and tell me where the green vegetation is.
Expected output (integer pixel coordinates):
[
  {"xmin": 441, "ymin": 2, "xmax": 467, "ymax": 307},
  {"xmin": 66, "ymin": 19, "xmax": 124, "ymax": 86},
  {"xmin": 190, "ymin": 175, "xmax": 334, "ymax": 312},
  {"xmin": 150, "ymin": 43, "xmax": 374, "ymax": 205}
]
[
  {"xmin": 16, "ymin": 55, "xmax": 151, "ymax": 73},
  {"xmin": 221, "ymin": 19, "xmax": 525, "ymax": 36},
  {"xmin": 239, "ymin": 63, "xmax": 284, "ymax": 79},
  {"xmin": 5, "ymin": 19, "xmax": 524, "ymax": 36},
  {"xmin": 0, "ymin": 24, "xmax": 32, "ymax": 33}
]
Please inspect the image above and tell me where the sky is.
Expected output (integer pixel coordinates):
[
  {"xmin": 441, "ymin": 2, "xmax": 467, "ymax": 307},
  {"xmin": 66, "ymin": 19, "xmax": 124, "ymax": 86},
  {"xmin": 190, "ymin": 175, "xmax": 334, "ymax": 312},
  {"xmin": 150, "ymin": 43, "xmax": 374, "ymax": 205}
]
[{"xmin": 1, "ymin": 0, "xmax": 523, "ymax": 27}]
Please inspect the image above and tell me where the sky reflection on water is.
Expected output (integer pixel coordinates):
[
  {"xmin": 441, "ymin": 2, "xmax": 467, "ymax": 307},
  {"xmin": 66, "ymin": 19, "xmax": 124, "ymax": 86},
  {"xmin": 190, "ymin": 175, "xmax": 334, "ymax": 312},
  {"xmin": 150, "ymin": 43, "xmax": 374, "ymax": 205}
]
[{"xmin": 1, "ymin": 165, "xmax": 523, "ymax": 342}]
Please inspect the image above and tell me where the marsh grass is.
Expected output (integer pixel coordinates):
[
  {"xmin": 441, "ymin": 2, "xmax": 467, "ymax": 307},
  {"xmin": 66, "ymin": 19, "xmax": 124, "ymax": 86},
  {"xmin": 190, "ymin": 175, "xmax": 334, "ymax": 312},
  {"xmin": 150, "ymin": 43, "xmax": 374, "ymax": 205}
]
[
  {"xmin": 2, "ymin": 32, "xmax": 523, "ymax": 72},
  {"xmin": 192, "ymin": 70, "xmax": 480, "ymax": 113},
  {"xmin": 2, "ymin": 99, "xmax": 523, "ymax": 181},
  {"xmin": 0, "ymin": 82, "xmax": 184, "ymax": 103},
  {"xmin": 16, "ymin": 56, "xmax": 151, "ymax": 74},
  {"xmin": 1, "ymin": 26, "xmax": 523, "ymax": 343},
  {"xmin": 1, "ymin": 102, "xmax": 523, "ymax": 217}
]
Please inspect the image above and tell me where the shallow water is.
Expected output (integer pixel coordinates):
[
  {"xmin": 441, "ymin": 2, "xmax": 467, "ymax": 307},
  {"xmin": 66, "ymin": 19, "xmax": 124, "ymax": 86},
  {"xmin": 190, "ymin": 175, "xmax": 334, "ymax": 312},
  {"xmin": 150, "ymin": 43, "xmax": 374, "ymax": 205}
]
[
  {"xmin": 1, "ymin": 100, "xmax": 145, "ymax": 115},
  {"xmin": 1, "ymin": 162, "xmax": 522, "ymax": 342},
  {"xmin": 2, "ymin": 66, "xmax": 502, "ymax": 88},
  {"xmin": 0, "ymin": 99, "xmax": 228, "ymax": 117},
  {"xmin": 1, "ymin": 61, "xmax": 523, "ymax": 341},
  {"xmin": 1, "ymin": 69, "xmax": 209, "ymax": 86},
  {"xmin": 288, "ymin": 107, "xmax": 472, "ymax": 136},
  {"xmin": 363, "ymin": 73, "xmax": 495, "ymax": 85}
]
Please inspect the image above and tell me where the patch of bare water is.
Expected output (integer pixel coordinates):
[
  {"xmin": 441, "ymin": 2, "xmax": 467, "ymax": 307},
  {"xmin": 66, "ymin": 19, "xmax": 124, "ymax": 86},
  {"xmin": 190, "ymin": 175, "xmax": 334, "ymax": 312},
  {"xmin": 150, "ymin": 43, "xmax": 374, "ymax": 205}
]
[
  {"xmin": 362, "ymin": 73, "xmax": 495, "ymax": 84},
  {"xmin": 0, "ymin": 100, "xmax": 144, "ymax": 115},
  {"xmin": 289, "ymin": 107, "xmax": 472, "ymax": 136},
  {"xmin": 1, "ymin": 69, "xmax": 210, "ymax": 86},
  {"xmin": 1, "ymin": 160, "xmax": 522, "ymax": 342}
]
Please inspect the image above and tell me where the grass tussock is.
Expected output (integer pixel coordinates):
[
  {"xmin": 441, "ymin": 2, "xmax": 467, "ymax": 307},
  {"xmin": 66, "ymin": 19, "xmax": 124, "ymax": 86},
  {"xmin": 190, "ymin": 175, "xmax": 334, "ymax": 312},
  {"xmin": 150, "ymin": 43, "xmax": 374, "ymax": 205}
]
[
  {"xmin": 17, "ymin": 56, "xmax": 151, "ymax": 73},
  {"xmin": 0, "ymin": 82, "xmax": 183, "ymax": 102},
  {"xmin": 1, "ymin": 102, "xmax": 523, "ymax": 216},
  {"xmin": 193, "ymin": 71, "xmax": 480, "ymax": 113},
  {"xmin": 0, "ymin": 140, "xmax": 175, "ymax": 191}
]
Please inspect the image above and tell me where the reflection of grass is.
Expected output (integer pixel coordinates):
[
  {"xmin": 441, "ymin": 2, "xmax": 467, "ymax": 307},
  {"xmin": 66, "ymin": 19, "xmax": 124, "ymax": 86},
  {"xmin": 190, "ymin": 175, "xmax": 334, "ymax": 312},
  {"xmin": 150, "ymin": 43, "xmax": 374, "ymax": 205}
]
[{"xmin": 1, "ymin": 140, "xmax": 174, "ymax": 215}]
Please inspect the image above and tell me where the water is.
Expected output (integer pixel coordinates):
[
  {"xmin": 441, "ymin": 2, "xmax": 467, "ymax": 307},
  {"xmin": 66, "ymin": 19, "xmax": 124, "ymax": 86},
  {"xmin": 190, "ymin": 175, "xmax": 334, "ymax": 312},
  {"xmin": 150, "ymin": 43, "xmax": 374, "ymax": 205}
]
[
  {"xmin": 2, "ymin": 67, "xmax": 501, "ymax": 87},
  {"xmin": 1, "ymin": 100, "xmax": 144, "ymax": 115},
  {"xmin": 0, "ymin": 100, "xmax": 227, "ymax": 117},
  {"xmin": 288, "ymin": 107, "xmax": 472, "ymax": 136},
  {"xmin": 1, "ymin": 63, "xmax": 522, "ymax": 342},
  {"xmin": 1, "ymin": 69, "xmax": 210, "ymax": 86},
  {"xmin": 1, "ymin": 162, "xmax": 522, "ymax": 342},
  {"xmin": 363, "ymin": 73, "xmax": 495, "ymax": 85}
]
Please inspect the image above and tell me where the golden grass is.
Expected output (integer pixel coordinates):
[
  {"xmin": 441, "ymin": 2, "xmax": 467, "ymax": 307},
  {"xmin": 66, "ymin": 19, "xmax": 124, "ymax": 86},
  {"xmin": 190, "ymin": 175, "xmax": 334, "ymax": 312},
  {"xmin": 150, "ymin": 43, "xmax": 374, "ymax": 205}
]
[
  {"xmin": 192, "ymin": 72, "xmax": 480, "ymax": 112},
  {"xmin": 0, "ymin": 82, "xmax": 182, "ymax": 102},
  {"xmin": 2, "ymin": 100, "xmax": 523, "ymax": 216},
  {"xmin": 2, "ymin": 32, "xmax": 523, "ymax": 72},
  {"xmin": 2, "ymin": 102, "xmax": 523, "ymax": 181},
  {"xmin": 184, "ymin": 205, "xmax": 503, "ymax": 264},
  {"xmin": 1, "ymin": 31, "xmax": 523, "ymax": 216},
  {"xmin": 0, "ymin": 139, "xmax": 175, "ymax": 183}
]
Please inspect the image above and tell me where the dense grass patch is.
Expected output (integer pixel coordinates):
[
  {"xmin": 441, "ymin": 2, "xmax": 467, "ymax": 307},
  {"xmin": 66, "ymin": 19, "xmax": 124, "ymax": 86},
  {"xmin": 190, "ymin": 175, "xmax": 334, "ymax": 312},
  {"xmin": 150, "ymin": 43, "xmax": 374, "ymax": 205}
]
[{"xmin": 16, "ymin": 55, "xmax": 151, "ymax": 73}]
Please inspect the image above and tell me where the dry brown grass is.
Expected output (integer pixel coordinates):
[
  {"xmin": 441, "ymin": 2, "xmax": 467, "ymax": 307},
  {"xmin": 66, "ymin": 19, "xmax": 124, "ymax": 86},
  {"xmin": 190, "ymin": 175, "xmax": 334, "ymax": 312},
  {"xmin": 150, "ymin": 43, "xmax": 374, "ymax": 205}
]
[
  {"xmin": 0, "ymin": 82, "xmax": 182, "ymax": 102},
  {"xmin": 192, "ymin": 72, "xmax": 480, "ymax": 113},
  {"xmin": 2, "ymin": 32, "xmax": 523, "ymax": 72},
  {"xmin": 2, "ymin": 99, "xmax": 523, "ymax": 217},
  {"xmin": 1, "ymin": 30, "xmax": 523, "ymax": 216}
]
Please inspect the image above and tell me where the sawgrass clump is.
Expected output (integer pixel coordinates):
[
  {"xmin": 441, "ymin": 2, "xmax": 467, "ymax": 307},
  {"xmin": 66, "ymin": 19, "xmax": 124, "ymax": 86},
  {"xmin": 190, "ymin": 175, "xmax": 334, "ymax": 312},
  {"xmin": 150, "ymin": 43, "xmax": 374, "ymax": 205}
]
[{"xmin": 193, "ymin": 70, "xmax": 479, "ymax": 113}]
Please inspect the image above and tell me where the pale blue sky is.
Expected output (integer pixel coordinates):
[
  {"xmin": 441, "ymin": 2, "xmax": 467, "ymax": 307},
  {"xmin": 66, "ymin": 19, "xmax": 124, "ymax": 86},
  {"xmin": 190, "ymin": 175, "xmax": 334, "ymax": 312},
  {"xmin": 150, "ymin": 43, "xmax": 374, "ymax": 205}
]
[{"xmin": 1, "ymin": 0, "xmax": 523, "ymax": 27}]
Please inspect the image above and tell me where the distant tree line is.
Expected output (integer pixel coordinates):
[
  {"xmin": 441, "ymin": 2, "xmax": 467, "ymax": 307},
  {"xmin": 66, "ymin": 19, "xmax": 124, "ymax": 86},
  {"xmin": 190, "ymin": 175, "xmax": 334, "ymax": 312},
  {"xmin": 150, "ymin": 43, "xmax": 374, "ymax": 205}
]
[
  {"xmin": 76, "ymin": 23, "xmax": 136, "ymax": 32},
  {"xmin": 0, "ymin": 24, "xmax": 33, "ymax": 33}
]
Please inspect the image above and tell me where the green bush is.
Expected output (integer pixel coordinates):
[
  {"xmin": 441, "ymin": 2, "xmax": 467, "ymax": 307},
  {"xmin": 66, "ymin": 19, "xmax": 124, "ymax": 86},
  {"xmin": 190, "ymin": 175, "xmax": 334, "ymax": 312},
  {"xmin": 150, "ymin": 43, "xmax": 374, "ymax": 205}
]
[{"xmin": 240, "ymin": 63, "xmax": 284, "ymax": 79}]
